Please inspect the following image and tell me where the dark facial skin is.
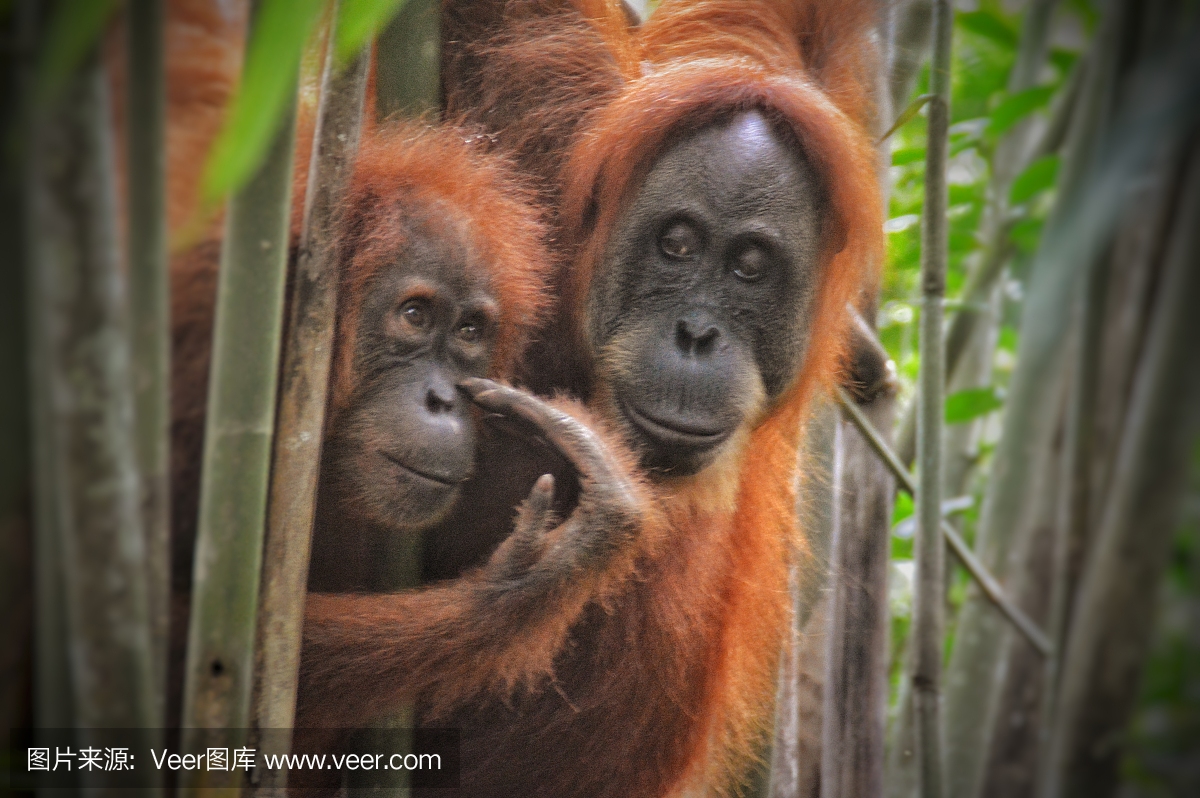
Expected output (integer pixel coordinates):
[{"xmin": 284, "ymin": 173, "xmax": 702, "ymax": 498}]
[
  {"xmin": 318, "ymin": 218, "xmax": 500, "ymax": 536},
  {"xmin": 589, "ymin": 111, "xmax": 826, "ymax": 476}
]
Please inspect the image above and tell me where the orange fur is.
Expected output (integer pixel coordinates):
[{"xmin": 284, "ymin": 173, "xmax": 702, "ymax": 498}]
[{"xmin": 164, "ymin": 0, "xmax": 249, "ymax": 236}]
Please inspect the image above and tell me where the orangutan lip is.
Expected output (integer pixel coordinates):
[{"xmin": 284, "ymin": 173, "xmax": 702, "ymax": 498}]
[
  {"xmin": 380, "ymin": 451, "xmax": 461, "ymax": 486},
  {"xmin": 621, "ymin": 401, "xmax": 732, "ymax": 449}
]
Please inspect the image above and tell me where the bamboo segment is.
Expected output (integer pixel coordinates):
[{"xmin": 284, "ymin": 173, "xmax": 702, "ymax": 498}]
[
  {"xmin": 26, "ymin": 36, "xmax": 160, "ymax": 794},
  {"xmin": 913, "ymin": 2, "xmax": 952, "ymax": 797},
  {"xmin": 126, "ymin": 0, "xmax": 171, "ymax": 727},
  {"xmin": 16, "ymin": 0, "xmax": 76, "ymax": 741},
  {"xmin": 250, "ymin": 13, "xmax": 371, "ymax": 790},
  {"xmin": 178, "ymin": 10, "xmax": 299, "ymax": 788}
]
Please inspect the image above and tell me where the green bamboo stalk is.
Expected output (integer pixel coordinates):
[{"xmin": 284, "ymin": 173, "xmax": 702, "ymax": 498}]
[
  {"xmin": 16, "ymin": 0, "xmax": 76, "ymax": 743},
  {"xmin": 912, "ymin": 2, "xmax": 952, "ymax": 796},
  {"xmin": 251, "ymin": 12, "xmax": 371, "ymax": 790},
  {"xmin": 26, "ymin": 22, "xmax": 160, "ymax": 794},
  {"xmin": 126, "ymin": 0, "xmax": 170, "ymax": 727},
  {"xmin": 179, "ymin": 3, "xmax": 299, "ymax": 788},
  {"xmin": 1042, "ymin": 134, "xmax": 1200, "ymax": 798}
]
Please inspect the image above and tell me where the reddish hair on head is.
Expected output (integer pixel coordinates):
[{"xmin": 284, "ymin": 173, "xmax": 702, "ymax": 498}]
[{"xmin": 326, "ymin": 121, "xmax": 551, "ymax": 413}]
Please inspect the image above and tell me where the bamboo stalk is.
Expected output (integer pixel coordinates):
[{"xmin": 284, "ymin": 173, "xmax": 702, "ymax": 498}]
[
  {"xmin": 17, "ymin": 0, "xmax": 77, "ymax": 741},
  {"xmin": 126, "ymin": 0, "xmax": 170, "ymax": 727},
  {"xmin": 821, "ymin": 393, "xmax": 896, "ymax": 798},
  {"xmin": 179, "ymin": 2, "xmax": 299, "ymax": 787},
  {"xmin": 251, "ymin": 12, "xmax": 371, "ymax": 790},
  {"xmin": 26, "ymin": 26, "xmax": 160, "ymax": 794},
  {"xmin": 912, "ymin": 2, "xmax": 952, "ymax": 795}
]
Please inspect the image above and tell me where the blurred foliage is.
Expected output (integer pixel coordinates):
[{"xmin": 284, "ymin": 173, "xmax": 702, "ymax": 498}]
[
  {"xmin": 34, "ymin": 0, "xmax": 120, "ymax": 105},
  {"xmin": 944, "ymin": 385, "xmax": 1006, "ymax": 424},
  {"xmin": 1120, "ymin": 441, "xmax": 1200, "ymax": 797},
  {"xmin": 200, "ymin": 0, "xmax": 408, "ymax": 207}
]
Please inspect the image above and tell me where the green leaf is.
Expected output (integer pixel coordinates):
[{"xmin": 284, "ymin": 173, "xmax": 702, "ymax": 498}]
[
  {"xmin": 200, "ymin": 0, "xmax": 326, "ymax": 205},
  {"xmin": 35, "ymin": 0, "xmax": 120, "ymax": 105},
  {"xmin": 987, "ymin": 84, "xmax": 1057, "ymax": 138},
  {"xmin": 956, "ymin": 9, "xmax": 1018, "ymax": 50},
  {"xmin": 1010, "ymin": 155, "xmax": 1061, "ymax": 204},
  {"xmin": 998, "ymin": 325, "xmax": 1019, "ymax": 353},
  {"xmin": 1010, "ymin": 217, "xmax": 1045, "ymax": 254},
  {"xmin": 334, "ymin": 0, "xmax": 408, "ymax": 64},
  {"xmin": 892, "ymin": 490, "xmax": 914, "ymax": 527},
  {"xmin": 1066, "ymin": 0, "xmax": 1100, "ymax": 31},
  {"xmin": 879, "ymin": 94, "xmax": 933, "ymax": 144},
  {"xmin": 1049, "ymin": 48, "xmax": 1080, "ymax": 77},
  {"xmin": 945, "ymin": 386, "xmax": 1006, "ymax": 424},
  {"xmin": 892, "ymin": 147, "xmax": 926, "ymax": 166}
]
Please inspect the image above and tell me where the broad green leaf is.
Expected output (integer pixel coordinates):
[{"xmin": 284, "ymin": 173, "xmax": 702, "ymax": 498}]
[
  {"xmin": 1010, "ymin": 155, "xmax": 1061, "ymax": 204},
  {"xmin": 987, "ymin": 84, "xmax": 1057, "ymax": 138},
  {"xmin": 956, "ymin": 9, "xmax": 1018, "ymax": 50},
  {"xmin": 945, "ymin": 386, "xmax": 1006, "ymax": 424},
  {"xmin": 200, "ymin": 0, "xmax": 326, "ymax": 205},
  {"xmin": 335, "ymin": 0, "xmax": 408, "ymax": 64},
  {"xmin": 35, "ymin": 0, "xmax": 120, "ymax": 104},
  {"xmin": 892, "ymin": 147, "xmax": 926, "ymax": 166}
]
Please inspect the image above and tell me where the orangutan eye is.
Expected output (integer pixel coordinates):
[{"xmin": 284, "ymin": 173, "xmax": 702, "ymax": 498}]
[
  {"xmin": 457, "ymin": 321, "xmax": 483, "ymax": 343},
  {"xmin": 659, "ymin": 221, "xmax": 701, "ymax": 261},
  {"xmin": 732, "ymin": 246, "xmax": 770, "ymax": 282},
  {"xmin": 398, "ymin": 299, "xmax": 431, "ymax": 330}
]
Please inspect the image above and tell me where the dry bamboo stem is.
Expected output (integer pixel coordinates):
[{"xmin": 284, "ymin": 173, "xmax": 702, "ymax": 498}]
[{"xmin": 250, "ymin": 14, "xmax": 371, "ymax": 791}]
